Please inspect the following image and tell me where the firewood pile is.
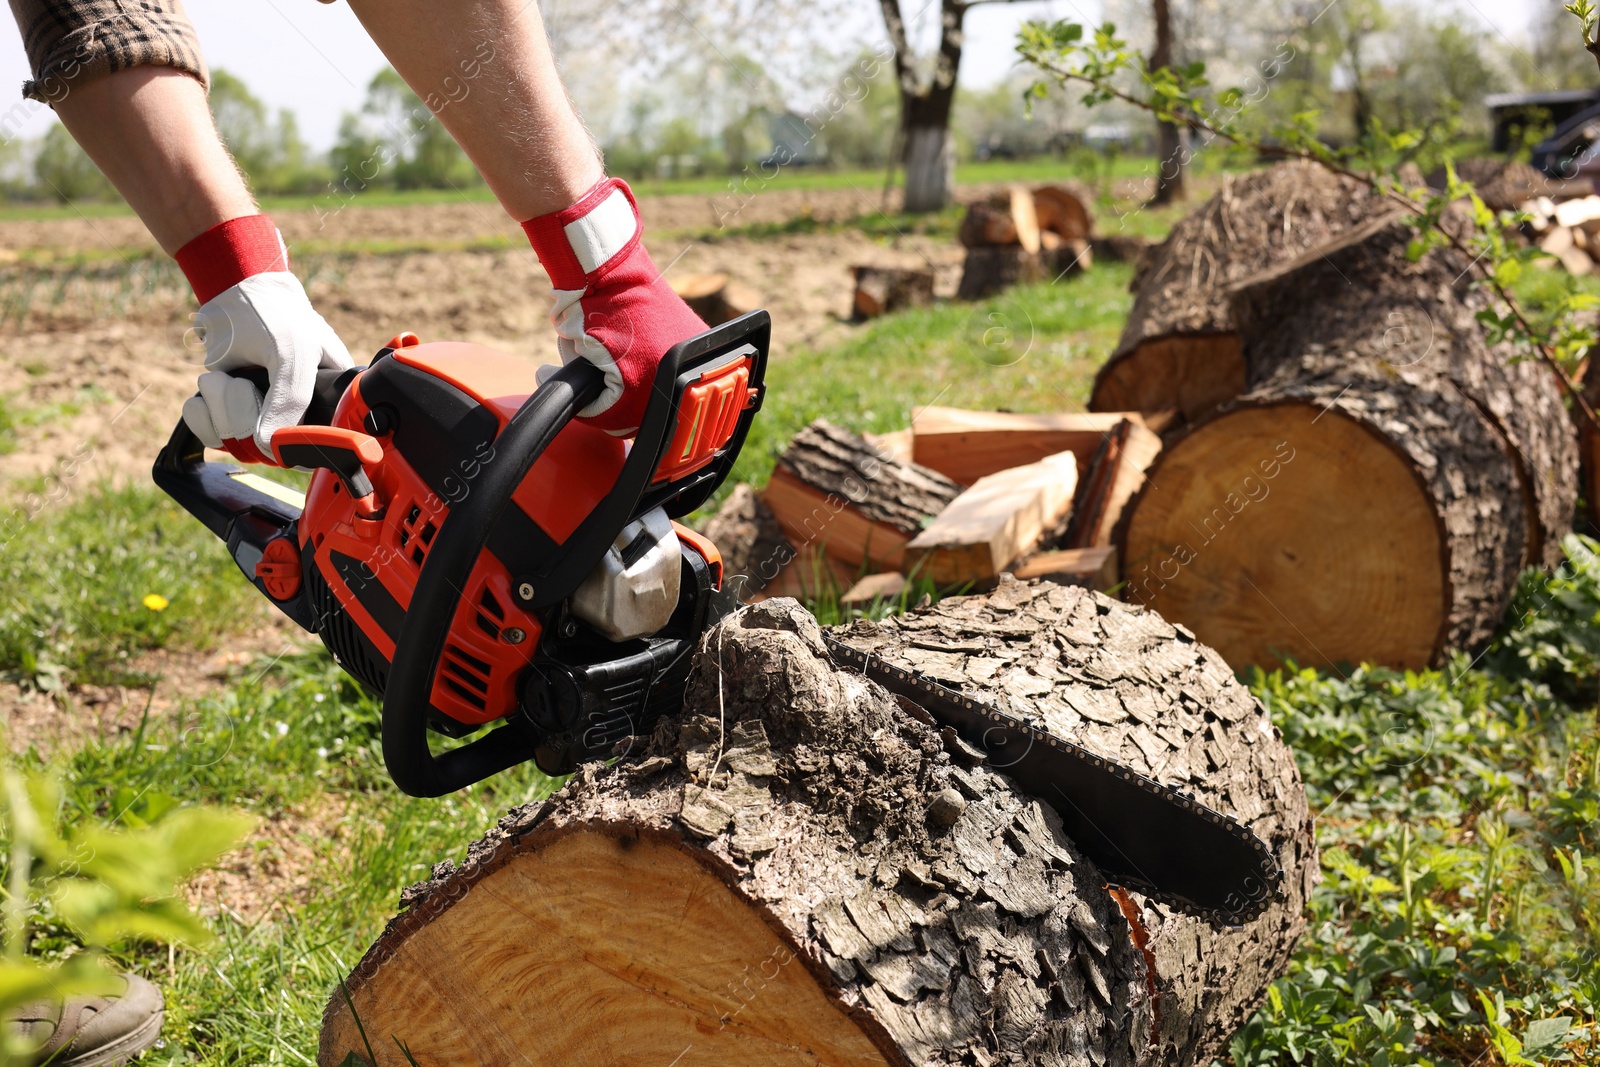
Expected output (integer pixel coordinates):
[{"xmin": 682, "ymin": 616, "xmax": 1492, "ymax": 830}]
[
  {"xmin": 1523, "ymin": 195, "xmax": 1600, "ymax": 276},
  {"xmin": 704, "ymin": 407, "xmax": 1170, "ymax": 607}
]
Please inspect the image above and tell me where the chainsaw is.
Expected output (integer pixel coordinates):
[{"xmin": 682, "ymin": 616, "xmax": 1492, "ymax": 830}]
[{"xmin": 153, "ymin": 309, "xmax": 1280, "ymax": 924}]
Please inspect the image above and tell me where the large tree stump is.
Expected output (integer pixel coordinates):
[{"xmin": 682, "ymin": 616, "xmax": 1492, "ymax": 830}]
[
  {"xmin": 319, "ymin": 587, "xmax": 1314, "ymax": 1067},
  {"xmin": 1089, "ymin": 161, "xmax": 1395, "ymax": 423},
  {"xmin": 956, "ymin": 247, "xmax": 1047, "ymax": 300},
  {"xmin": 1118, "ymin": 214, "xmax": 1577, "ymax": 672}
]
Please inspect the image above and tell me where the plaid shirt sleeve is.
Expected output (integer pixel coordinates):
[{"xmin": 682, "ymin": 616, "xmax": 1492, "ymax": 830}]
[{"xmin": 8, "ymin": 0, "xmax": 208, "ymax": 103}]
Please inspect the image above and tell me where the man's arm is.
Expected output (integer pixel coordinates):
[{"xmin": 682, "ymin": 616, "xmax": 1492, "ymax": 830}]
[
  {"xmin": 47, "ymin": 64, "xmax": 351, "ymax": 461},
  {"xmin": 51, "ymin": 65, "xmax": 254, "ymax": 253}
]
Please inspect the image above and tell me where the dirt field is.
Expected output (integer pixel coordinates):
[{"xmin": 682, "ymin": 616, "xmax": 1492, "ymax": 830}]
[{"xmin": 0, "ymin": 185, "xmax": 969, "ymax": 490}]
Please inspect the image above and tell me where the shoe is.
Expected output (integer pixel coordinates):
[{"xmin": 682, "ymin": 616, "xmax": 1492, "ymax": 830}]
[{"xmin": 8, "ymin": 973, "xmax": 164, "ymax": 1066}]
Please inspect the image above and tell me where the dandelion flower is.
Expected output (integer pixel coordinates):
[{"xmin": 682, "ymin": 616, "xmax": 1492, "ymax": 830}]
[{"xmin": 142, "ymin": 594, "xmax": 170, "ymax": 612}]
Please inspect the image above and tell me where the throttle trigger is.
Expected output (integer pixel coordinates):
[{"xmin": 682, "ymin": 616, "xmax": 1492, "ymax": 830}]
[{"xmin": 272, "ymin": 427, "xmax": 385, "ymax": 518}]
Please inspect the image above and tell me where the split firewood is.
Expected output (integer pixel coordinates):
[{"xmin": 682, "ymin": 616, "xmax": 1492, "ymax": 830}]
[
  {"xmin": 1554, "ymin": 194, "xmax": 1600, "ymax": 231},
  {"xmin": 906, "ymin": 451, "xmax": 1077, "ymax": 585},
  {"xmin": 910, "ymin": 406, "xmax": 1126, "ymax": 482},
  {"xmin": 909, "ymin": 406, "xmax": 1153, "ymax": 485},
  {"xmin": 862, "ymin": 427, "xmax": 913, "ymax": 464},
  {"xmin": 838, "ymin": 571, "xmax": 906, "ymax": 606},
  {"xmin": 669, "ymin": 273, "xmax": 764, "ymax": 326},
  {"xmin": 762, "ymin": 420, "xmax": 962, "ymax": 572},
  {"xmin": 1119, "ymin": 212, "xmax": 1576, "ymax": 672},
  {"xmin": 318, "ymin": 588, "xmax": 1316, "ymax": 1067},
  {"xmin": 1031, "ymin": 184, "xmax": 1093, "ymax": 244},
  {"xmin": 1541, "ymin": 226, "xmax": 1575, "ymax": 256},
  {"xmin": 1009, "ymin": 546, "xmax": 1118, "ymax": 591},
  {"xmin": 850, "ymin": 266, "xmax": 935, "ymax": 320},
  {"xmin": 1066, "ymin": 419, "xmax": 1162, "ymax": 549},
  {"xmin": 1092, "ymin": 161, "xmax": 1398, "ymax": 423}
]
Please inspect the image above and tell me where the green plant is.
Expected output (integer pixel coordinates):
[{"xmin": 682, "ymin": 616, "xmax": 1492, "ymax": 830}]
[{"xmin": 0, "ymin": 766, "xmax": 250, "ymax": 1066}]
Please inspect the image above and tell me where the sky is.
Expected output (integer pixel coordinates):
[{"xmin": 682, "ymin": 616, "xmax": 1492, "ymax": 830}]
[{"xmin": 0, "ymin": 0, "xmax": 1548, "ymax": 151}]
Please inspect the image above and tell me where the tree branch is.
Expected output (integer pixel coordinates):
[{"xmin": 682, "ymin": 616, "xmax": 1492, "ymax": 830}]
[{"xmin": 877, "ymin": 0, "xmax": 920, "ymax": 97}]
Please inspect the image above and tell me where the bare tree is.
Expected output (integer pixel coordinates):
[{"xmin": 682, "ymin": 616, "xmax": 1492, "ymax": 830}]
[{"xmin": 879, "ymin": 0, "xmax": 1022, "ymax": 213}]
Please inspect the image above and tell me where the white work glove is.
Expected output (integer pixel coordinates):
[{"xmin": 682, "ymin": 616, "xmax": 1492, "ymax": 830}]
[{"xmin": 180, "ymin": 272, "xmax": 352, "ymax": 464}]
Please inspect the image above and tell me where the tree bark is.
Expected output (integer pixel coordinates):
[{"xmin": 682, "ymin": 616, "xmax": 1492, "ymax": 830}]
[
  {"xmin": 1148, "ymin": 0, "xmax": 1185, "ymax": 206},
  {"xmin": 1090, "ymin": 161, "xmax": 1395, "ymax": 424},
  {"xmin": 1117, "ymin": 213, "xmax": 1576, "ymax": 673},
  {"xmin": 318, "ymin": 587, "xmax": 1315, "ymax": 1067}
]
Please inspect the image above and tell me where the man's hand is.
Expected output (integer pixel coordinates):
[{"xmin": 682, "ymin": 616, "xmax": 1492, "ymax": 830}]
[
  {"xmin": 522, "ymin": 178, "xmax": 706, "ymax": 437},
  {"xmin": 181, "ymin": 273, "xmax": 352, "ymax": 463},
  {"xmin": 175, "ymin": 215, "xmax": 352, "ymax": 464}
]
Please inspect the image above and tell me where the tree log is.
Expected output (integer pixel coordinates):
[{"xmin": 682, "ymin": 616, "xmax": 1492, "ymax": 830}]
[
  {"xmin": 956, "ymin": 247, "xmax": 1046, "ymax": 300},
  {"xmin": 852, "ymin": 267, "xmax": 936, "ymax": 320},
  {"xmin": 1090, "ymin": 161, "xmax": 1397, "ymax": 423},
  {"xmin": 1118, "ymin": 214, "xmax": 1575, "ymax": 671},
  {"xmin": 318, "ymin": 587, "xmax": 1314, "ymax": 1067}
]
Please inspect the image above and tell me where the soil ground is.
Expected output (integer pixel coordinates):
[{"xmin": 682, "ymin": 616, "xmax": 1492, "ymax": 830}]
[{"xmin": 0, "ymin": 185, "xmax": 973, "ymax": 490}]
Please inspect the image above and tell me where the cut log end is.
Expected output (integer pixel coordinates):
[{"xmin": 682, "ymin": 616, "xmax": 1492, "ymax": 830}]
[
  {"xmin": 1090, "ymin": 334, "xmax": 1246, "ymax": 421},
  {"xmin": 319, "ymin": 827, "xmax": 896, "ymax": 1067},
  {"xmin": 1121, "ymin": 402, "xmax": 1446, "ymax": 671}
]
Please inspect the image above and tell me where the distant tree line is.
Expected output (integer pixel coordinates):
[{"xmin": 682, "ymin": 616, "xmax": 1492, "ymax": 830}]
[{"xmin": 0, "ymin": 0, "xmax": 1583, "ymax": 207}]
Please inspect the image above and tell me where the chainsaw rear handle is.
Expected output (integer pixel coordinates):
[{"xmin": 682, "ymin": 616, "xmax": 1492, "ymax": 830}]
[
  {"xmin": 156, "ymin": 365, "xmax": 359, "ymax": 478},
  {"xmin": 381, "ymin": 311, "xmax": 770, "ymax": 797}
]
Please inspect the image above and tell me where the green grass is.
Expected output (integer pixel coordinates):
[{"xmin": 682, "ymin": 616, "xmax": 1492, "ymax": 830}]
[
  {"xmin": 0, "ymin": 155, "xmax": 1184, "ymax": 223},
  {"xmin": 0, "ymin": 484, "xmax": 258, "ymax": 689},
  {"xmin": 728, "ymin": 263, "xmax": 1134, "ymax": 495}
]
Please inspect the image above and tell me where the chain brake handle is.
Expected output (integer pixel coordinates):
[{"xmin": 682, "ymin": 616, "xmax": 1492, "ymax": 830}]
[{"xmin": 380, "ymin": 310, "xmax": 771, "ymax": 797}]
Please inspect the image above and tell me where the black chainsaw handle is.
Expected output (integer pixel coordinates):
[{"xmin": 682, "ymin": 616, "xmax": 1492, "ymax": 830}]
[
  {"xmin": 155, "ymin": 365, "xmax": 359, "ymax": 476},
  {"xmin": 380, "ymin": 358, "xmax": 604, "ymax": 798}
]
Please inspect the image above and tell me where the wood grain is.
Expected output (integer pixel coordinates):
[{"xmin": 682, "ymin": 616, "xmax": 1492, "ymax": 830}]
[{"xmin": 907, "ymin": 451, "xmax": 1077, "ymax": 584}]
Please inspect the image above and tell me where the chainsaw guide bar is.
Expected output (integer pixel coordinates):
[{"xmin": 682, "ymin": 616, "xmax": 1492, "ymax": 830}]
[{"xmin": 822, "ymin": 633, "xmax": 1284, "ymax": 927}]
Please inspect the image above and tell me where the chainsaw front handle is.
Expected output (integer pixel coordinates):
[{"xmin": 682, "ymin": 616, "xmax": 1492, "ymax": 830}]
[
  {"xmin": 381, "ymin": 358, "xmax": 602, "ymax": 797},
  {"xmin": 381, "ymin": 312, "xmax": 770, "ymax": 797}
]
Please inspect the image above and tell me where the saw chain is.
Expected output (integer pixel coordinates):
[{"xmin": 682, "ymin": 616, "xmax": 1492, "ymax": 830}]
[{"xmin": 823, "ymin": 633, "xmax": 1284, "ymax": 927}]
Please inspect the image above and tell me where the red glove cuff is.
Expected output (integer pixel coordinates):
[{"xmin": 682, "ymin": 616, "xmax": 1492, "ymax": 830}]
[
  {"xmin": 175, "ymin": 215, "xmax": 289, "ymax": 304},
  {"xmin": 520, "ymin": 178, "xmax": 641, "ymax": 290}
]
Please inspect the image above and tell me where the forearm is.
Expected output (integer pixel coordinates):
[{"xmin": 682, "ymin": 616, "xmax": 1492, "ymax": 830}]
[
  {"xmin": 54, "ymin": 67, "xmax": 256, "ymax": 254},
  {"xmin": 342, "ymin": 0, "xmax": 602, "ymax": 220}
]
